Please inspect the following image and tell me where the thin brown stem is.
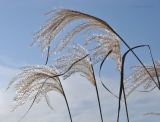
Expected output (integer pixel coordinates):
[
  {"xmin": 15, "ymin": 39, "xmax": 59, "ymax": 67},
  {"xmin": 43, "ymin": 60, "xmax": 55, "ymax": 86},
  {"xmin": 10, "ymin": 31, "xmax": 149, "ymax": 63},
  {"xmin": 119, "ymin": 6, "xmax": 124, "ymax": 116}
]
[
  {"xmin": 45, "ymin": 46, "xmax": 50, "ymax": 65},
  {"xmin": 60, "ymin": 83, "xmax": 73, "ymax": 122},
  {"xmin": 99, "ymin": 50, "xmax": 119, "ymax": 99},
  {"xmin": 117, "ymin": 45, "xmax": 153, "ymax": 122},
  {"xmin": 90, "ymin": 58, "xmax": 104, "ymax": 122}
]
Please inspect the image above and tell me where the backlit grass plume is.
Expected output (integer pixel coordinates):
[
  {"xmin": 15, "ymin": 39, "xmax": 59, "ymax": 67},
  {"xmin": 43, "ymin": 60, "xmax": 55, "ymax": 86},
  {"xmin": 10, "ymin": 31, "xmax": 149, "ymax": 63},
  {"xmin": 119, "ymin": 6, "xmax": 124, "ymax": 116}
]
[
  {"xmin": 32, "ymin": 9, "xmax": 122, "ymax": 71},
  {"xmin": 125, "ymin": 60, "xmax": 160, "ymax": 97},
  {"xmin": 53, "ymin": 44, "xmax": 104, "ymax": 122},
  {"xmin": 33, "ymin": 9, "xmax": 119, "ymax": 51},
  {"xmin": 53, "ymin": 44, "xmax": 95, "ymax": 85},
  {"xmin": 32, "ymin": 9, "xmax": 153, "ymax": 78},
  {"xmin": 8, "ymin": 65, "xmax": 73, "ymax": 122},
  {"xmin": 8, "ymin": 65, "xmax": 60, "ymax": 110},
  {"xmin": 85, "ymin": 33, "xmax": 121, "ymax": 70}
]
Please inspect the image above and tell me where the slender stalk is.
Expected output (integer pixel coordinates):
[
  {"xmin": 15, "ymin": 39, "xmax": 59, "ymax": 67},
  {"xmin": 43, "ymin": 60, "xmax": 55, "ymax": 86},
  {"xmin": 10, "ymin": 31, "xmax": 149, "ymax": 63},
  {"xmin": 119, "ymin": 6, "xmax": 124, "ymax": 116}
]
[
  {"xmin": 117, "ymin": 45, "xmax": 155, "ymax": 122},
  {"xmin": 90, "ymin": 60, "xmax": 103, "ymax": 122},
  {"xmin": 45, "ymin": 46, "xmax": 73, "ymax": 122},
  {"xmin": 148, "ymin": 46, "xmax": 160, "ymax": 87},
  {"xmin": 45, "ymin": 46, "xmax": 50, "ymax": 65},
  {"xmin": 95, "ymin": 83, "xmax": 104, "ymax": 122},
  {"xmin": 99, "ymin": 50, "xmax": 119, "ymax": 99},
  {"xmin": 60, "ymin": 83, "xmax": 73, "ymax": 122},
  {"xmin": 122, "ymin": 84, "xmax": 129, "ymax": 122},
  {"xmin": 117, "ymin": 63, "xmax": 129, "ymax": 122}
]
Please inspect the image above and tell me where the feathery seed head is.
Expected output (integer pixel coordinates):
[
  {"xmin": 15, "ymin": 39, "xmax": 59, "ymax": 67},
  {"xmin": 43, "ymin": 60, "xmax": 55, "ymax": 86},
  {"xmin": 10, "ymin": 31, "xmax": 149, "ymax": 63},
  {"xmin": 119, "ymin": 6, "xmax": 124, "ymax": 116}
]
[
  {"xmin": 124, "ymin": 61, "xmax": 160, "ymax": 97},
  {"xmin": 8, "ymin": 65, "xmax": 62, "ymax": 110},
  {"xmin": 53, "ymin": 44, "xmax": 96, "ymax": 85}
]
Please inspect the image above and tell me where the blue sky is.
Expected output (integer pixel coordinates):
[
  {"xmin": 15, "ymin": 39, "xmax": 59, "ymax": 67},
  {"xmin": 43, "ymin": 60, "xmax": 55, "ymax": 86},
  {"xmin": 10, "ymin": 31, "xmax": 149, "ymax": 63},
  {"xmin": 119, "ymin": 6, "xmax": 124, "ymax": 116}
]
[{"xmin": 0, "ymin": 0, "xmax": 160, "ymax": 122}]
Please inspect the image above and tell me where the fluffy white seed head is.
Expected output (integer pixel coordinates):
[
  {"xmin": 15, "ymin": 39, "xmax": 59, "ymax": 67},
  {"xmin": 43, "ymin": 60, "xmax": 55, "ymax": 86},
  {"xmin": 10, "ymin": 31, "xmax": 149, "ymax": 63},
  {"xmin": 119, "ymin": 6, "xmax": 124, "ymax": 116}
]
[
  {"xmin": 8, "ymin": 65, "xmax": 62, "ymax": 110},
  {"xmin": 53, "ymin": 44, "xmax": 96, "ymax": 86},
  {"xmin": 124, "ymin": 61, "xmax": 160, "ymax": 97}
]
